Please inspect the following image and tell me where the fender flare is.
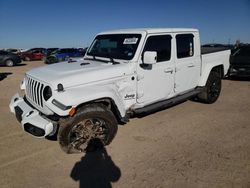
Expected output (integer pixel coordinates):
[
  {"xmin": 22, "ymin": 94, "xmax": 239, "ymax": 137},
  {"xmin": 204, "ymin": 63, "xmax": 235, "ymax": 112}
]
[
  {"xmin": 46, "ymin": 85, "xmax": 126, "ymax": 118},
  {"xmin": 198, "ymin": 63, "xmax": 224, "ymax": 86}
]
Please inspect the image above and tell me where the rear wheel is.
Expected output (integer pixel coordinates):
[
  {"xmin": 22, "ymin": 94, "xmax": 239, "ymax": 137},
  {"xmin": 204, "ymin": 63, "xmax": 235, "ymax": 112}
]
[
  {"xmin": 25, "ymin": 57, "xmax": 30, "ymax": 61},
  {"xmin": 46, "ymin": 56, "xmax": 57, "ymax": 64},
  {"xmin": 5, "ymin": 59, "xmax": 14, "ymax": 67},
  {"xmin": 58, "ymin": 104, "xmax": 118, "ymax": 154},
  {"xmin": 197, "ymin": 71, "xmax": 221, "ymax": 104}
]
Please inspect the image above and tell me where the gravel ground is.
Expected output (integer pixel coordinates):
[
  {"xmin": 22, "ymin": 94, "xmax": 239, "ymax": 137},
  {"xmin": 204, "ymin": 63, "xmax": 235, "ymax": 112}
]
[{"xmin": 0, "ymin": 61, "xmax": 250, "ymax": 188}]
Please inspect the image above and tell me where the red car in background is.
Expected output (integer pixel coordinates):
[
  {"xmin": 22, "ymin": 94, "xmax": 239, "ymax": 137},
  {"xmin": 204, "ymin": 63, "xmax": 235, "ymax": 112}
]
[{"xmin": 20, "ymin": 48, "xmax": 46, "ymax": 61}]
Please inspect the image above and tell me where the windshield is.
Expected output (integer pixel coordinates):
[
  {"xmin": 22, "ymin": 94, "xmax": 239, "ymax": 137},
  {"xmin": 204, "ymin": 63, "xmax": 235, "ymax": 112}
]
[{"xmin": 87, "ymin": 34, "xmax": 141, "ymax": 60}]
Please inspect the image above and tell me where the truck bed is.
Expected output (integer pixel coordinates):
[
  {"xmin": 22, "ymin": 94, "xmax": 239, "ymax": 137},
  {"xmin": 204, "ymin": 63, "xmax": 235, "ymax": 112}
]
[
  {"xmin": 201, "ymin": 49, "xmax": 231, "ymax": 79},
  {"xmin": 201, "ymin": 47, "xmax": 231, "ymax": 55}
]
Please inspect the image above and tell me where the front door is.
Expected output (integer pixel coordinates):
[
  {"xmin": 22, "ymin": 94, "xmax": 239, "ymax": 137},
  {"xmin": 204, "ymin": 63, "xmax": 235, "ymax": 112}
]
[{"xmin": 137, "ymin": 34, "xmax": 175, "ymax": 104}]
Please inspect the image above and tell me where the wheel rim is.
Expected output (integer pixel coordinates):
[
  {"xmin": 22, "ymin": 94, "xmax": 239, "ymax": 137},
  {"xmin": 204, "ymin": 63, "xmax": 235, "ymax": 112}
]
[
  {"xmin": 6, "ymin": 60, "xmax": 14, "ymax": 66},
  {"xmin": 68, "ymin": 118, "xmax": 109, "ymax": 153},
  {"xmin": 209, "ymin": 79, "xmax": 220, "ymax": 99}
]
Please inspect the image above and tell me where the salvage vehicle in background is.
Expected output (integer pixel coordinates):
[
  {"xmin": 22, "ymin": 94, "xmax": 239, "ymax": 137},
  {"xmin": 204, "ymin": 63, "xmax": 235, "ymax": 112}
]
[
  {"xmin": 0, "ymin": 50, "xmax": 22, "ymax": 66},
  {"xmin": 228, "ymin": 45, "xmax": 250, "ymax": 77},
  {"xmin": 45, "ymin": 48, "xmax": 59, "ymax": 56},
  {"xmin": 44, "ymin": 48, "xmax": 84, "ymax": 64},
  {"xmin": 6, "ymin": 48, "xmax": 24, "ymax": 54},
  {"xmin": 20, "ymin": 48, "xmax": 46, "ymax": 61},
  {"xmin": 10, "ymin": 28, "xmax": 230, "ymax": 153}
]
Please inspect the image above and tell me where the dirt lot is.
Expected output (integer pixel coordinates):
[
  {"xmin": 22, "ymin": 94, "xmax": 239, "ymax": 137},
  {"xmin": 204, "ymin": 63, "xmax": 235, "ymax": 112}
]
[{"xmin": 0, "ymin": 61, "xmax": 250, "ymax": 188}]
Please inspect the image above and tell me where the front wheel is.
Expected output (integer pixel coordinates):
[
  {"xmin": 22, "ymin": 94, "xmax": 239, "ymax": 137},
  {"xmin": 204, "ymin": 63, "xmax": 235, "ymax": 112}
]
[
  {"xmin": 197, "ymin": 71, "xmax": 221, "ymax": 104},
  {"xmin": 5, "ymin": 59, "xmax": 14, "ymax": 67},
  {"xmin": 58, "ymin": 104, "xmax": 118, "ymax": 154}
]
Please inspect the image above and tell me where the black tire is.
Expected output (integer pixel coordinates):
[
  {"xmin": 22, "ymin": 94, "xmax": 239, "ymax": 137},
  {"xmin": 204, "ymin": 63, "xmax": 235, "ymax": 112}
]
[
  {"xmin": 24, "ymin": 57, "xmax": 30, "ymax": 61},
  {"xmin": 5, "ymin": 59, "xmax": 14, "ymax": 67},
  {"xmin": 58, "ymin": 104, "xmax": 118, "ymax": 154},
  {"xmin": 197, "ymin": 71, "xmax": 221, "ymax": 104},
  {"xmin": 46, "ymin": 56, "xmax": 58, "ymax": 64}
]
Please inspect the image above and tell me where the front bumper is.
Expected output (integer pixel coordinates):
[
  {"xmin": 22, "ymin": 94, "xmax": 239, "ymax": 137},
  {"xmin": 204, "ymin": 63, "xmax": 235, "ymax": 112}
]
[{"xmin": 9, "ymin": 93, "xmax": 54, "ymax": 138}]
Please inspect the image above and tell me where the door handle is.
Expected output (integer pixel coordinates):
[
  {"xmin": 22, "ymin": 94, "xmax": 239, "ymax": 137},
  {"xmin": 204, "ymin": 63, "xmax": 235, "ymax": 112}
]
[
  {"xmin": 187, "ymin": 64, "xmax": 195, "ymax": 67},
  {"xmin": 164, "ymin": 68, "xmax": 173, "ymax": 73}
]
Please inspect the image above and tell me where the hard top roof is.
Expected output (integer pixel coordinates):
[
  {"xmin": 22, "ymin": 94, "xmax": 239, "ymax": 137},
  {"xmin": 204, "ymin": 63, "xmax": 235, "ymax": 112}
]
[{"xmin": 99, "ymin": 28, "xmax": 198, "ymax": 35}]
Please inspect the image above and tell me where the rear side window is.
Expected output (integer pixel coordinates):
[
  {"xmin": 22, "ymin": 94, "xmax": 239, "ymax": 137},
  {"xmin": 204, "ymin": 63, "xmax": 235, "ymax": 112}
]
[
  {"xmin": 0, "ymin": 51, "xmax": 8, "ymax": 55},
  {"xmin": 67, "ymin": 49, "xmax": 74, "ymax": 53},
  {"xmin": 60, "ymin": 49, "xmax": 68, "ymax": 53},
  {"xmin": 176, "ymin": 34, "xmax": 194, "ymax": 58},
  {"xmin": 143, "ymin": 35, "xmax": 172, "ymax": 62}
]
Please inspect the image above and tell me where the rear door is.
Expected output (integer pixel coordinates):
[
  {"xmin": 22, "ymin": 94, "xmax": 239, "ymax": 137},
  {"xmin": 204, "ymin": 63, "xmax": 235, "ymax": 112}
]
[
  {"xmin": 137, "ymin": 34, "xmax": 175, "ymax": 104},
  {"xmin": 174, "ymin": 33, "xmax": 200, "ymax": 94}
]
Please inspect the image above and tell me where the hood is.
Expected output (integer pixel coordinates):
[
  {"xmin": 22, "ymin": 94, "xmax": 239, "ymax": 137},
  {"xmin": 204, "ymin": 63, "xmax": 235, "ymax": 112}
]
[{"xmin": 26, "ymin": 58, "xmax": 132, "ymax": 89}]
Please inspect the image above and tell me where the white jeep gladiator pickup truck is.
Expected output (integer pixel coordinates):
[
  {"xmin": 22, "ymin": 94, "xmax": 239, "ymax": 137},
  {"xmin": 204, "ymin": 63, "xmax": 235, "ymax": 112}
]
[{"xmin": 10, "ymin": 28, "xmax": 230, "ymax": 153}]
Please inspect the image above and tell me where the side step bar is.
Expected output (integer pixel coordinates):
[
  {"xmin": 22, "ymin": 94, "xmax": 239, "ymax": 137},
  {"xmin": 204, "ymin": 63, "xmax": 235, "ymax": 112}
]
[{"xmin": 134, "ymin": 88, "xmax": 204, "ymax": 114}]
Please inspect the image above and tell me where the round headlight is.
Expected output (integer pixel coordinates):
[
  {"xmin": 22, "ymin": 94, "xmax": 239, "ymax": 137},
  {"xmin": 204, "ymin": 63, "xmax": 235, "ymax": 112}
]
[{"xmin": 43, "ymin": 86, "xmax": 52, "ymax": 101}]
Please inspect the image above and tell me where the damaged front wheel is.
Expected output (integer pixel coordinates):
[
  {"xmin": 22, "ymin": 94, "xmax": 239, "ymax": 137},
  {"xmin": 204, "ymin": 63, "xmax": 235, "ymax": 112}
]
[{"xmin": 58, "ymin": 104, "xmax": 118, "ymax": 154}]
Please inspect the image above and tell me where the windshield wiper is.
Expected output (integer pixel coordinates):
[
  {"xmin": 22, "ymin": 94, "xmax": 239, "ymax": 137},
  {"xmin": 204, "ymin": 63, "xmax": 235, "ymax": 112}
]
[
  {"xmin": 84, "ymin": 56, "xmax": 108, "ymax": 63},
  {"xmin": 84, "ymin": 55, "xmax": 120, "ymax": 65},
  {"xmin": 108, "ymin": 56, "xmax": 120, "ymax": 65}
]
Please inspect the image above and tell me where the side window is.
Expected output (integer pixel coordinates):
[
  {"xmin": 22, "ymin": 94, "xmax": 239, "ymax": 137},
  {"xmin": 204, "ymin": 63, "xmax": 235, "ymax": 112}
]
[
  {"xmin": 67, "ymin": 49, "xmax": 74, "ymax": 53},
  {"xmin": 176, "ymin": 34, "xmax": 194, "ymax": 58},
  {"xmin": 0, "ymin": 51, "xmax": 8, "ymax": 55},
  {"xmin": 60, "ymin": 49, "xmax": 67, "ymax": 53},
  {"xmin": 143, "ymin": 35, "xmax": 172, "ymax": 62}
]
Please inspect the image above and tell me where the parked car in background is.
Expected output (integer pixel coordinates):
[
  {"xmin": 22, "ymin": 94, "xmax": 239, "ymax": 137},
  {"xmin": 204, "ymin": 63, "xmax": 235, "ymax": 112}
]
[
  {"xmin": 20, "ymin": 48, "xmax": 46, "ymax": 61},
  {"xmin": 6, "ymin": 48, "xmax": 23, "ymax": 54},
  {"xmin": 45, "ymin": 48, "xmax": 59, "ymax": 56},
  {"xmin": 0, "ymin": 50, "xmax": 22, "ymax": 66},
  {"xmin": 228, "ymin": 45, "xmax": 250, "ymax": 77},
  {"xmin": 202, "ymin": 43, "xmax": 226, "ymax": 48},
  {"xmin": 44, "ymin": 48, "xmax": 84, "ymax": 64},
  {"xmin": 20, "ymin": 49, "xmax": 28, "ymax": 52},
  {"xmin": 78, "ymin": 47, "xmax": 88, "ymax": 56}
]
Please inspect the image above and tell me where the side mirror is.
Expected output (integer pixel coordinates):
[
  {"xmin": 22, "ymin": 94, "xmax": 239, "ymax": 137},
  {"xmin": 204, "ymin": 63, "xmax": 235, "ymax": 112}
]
[{"xmin": 143, "ymin": 51, "xmax": 157, "ymax": 64}]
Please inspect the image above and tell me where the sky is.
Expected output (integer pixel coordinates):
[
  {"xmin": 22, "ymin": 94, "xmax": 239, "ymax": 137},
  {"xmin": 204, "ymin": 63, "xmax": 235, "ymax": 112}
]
[{"xmin": 0, "ymin": 0, "xmax": 249, "ymax": 49}]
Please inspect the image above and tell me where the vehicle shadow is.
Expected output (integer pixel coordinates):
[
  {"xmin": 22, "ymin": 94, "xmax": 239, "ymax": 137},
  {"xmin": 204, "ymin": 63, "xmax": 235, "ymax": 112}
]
[
  {"xmin": 0, "ymin": 63, "xmax": 27, "ymax": 67},
  {"xmin": 15, "ymin": 63, "xmax": 27, "ymax": 67},
  {"xmin": 70, "ymin": 140, "xmax": 121, "ymax": 188},
  {"xmin": 0, "ymin": 72, "xmax": 12, "ymax": 81},
  {"xmin": 225, "ymin": 76, "xmax": 250, "ymax": 81}
]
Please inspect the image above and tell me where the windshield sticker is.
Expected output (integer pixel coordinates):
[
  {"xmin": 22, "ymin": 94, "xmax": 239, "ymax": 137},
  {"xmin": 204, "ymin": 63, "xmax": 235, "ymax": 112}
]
[{"xmin": 123, "ymin": 38, "xmax": 138, "ymax": 44}]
